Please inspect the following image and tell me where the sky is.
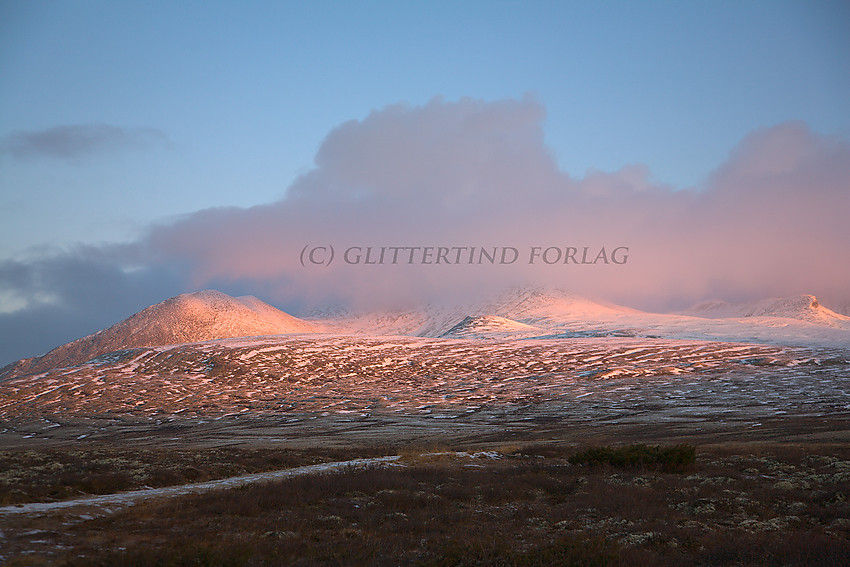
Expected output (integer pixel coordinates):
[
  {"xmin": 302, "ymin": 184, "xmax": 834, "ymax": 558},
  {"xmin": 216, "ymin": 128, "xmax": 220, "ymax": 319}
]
[{"xmin": 1, "ymin": 0, "xmax": 849, "ymax": 365}]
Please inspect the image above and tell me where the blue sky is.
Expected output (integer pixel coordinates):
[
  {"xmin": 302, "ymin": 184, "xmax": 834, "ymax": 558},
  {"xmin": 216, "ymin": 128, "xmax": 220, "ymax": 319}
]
[
  {"xmin": 1, "ymin": 1, "xmax": 849, "ymax": 365},
  {"xmin": 2, "ymin": 0, "xmax": 847, "ymax": 258}
]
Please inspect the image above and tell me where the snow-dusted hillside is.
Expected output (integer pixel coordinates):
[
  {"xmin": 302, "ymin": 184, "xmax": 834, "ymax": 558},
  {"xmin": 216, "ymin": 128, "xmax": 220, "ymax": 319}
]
[
  {"xmin": 1, "ymin": 288, "xmax": 847, "ymax": 431},
  {"xmin": 440, "ymin": 315, "xmax": 544, "ymax": 339},
  {"xmin": 481, "ymin": 287, "xmax": 638, "ymax": 323},
  {"xmin": 682, "ymin": 295, "xmax": 850, "ymax": 328},
  {"xmin": 313, "ymin": 287, "xmax": 636, "ymax": 338},
  {"xmin": 312, "ymin": 288, "xmax": 850, "ymax": 348},
  {"xmin": 3, "ymin": 333, "xmax": 847, "ymax": 423},
  {"xmin": 4, "ymin": 287, "xmax": 849, "ymax": 382},
  {"xmin": 2, "ymin": 290, "xmax": 316, "ymax": 377}
]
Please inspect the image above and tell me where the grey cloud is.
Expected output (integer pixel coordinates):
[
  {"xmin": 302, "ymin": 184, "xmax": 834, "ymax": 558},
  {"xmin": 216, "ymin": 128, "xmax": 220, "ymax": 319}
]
[
  {"xmin": 0, "ymin": 247, "xmax": 187, "ymax": 365},
  {"xmin": 0, "ymin": 123, "xmax": 169, "ymax": 160}
]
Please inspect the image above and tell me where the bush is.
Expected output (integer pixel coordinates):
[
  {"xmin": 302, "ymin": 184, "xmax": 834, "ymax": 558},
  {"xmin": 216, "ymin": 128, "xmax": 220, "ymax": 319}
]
[{"xmin": 567, "ymin": 444, "xmax": 695, "ymax": 472}]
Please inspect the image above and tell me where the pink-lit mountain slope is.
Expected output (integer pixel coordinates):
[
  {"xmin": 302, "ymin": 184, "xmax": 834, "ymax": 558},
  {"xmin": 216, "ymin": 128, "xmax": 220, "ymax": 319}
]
[
  {"xmin": 681, "ymin": 295, "xmax": 850, "ymax": 329},
  {"xmin": 440, "ymin": 315, "xmax": 544, "ymax": 338},
  {"xmin": 483, "ymin": 287, "xmax": 637, "ymax": 325},
  {"xmin": 2, "ymin": 290, "xmax": 315, "ymax": 377},
  {"xmin": 312, "ymin": 288, "xmax": 850, "ymax": 347},
  {"xmin": 315, "ymin": 288, "xmax": 635, "ymax": 338}
]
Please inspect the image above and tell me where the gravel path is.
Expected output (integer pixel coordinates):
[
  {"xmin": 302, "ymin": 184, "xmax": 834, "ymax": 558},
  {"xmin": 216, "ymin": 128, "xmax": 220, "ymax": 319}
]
[{"xmin": 0, "ymin": 455, "xmax": 402, "ymax": 516}]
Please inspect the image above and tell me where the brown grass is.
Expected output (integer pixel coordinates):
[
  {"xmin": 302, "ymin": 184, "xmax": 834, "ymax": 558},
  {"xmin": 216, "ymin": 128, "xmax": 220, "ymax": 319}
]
[
  {"xmin": 2, "ymin": 443, "xmax": 849, "ymax": 565},
  {"xmin": 0, "ymin": 444, "xmax": 396, "ymax": 505}
]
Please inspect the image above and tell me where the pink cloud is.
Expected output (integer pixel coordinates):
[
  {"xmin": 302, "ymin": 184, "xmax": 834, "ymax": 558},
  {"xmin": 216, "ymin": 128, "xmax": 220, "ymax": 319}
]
[{"xmin": 137, "ymin": 98, "xmax": 850, "ymax": 313}]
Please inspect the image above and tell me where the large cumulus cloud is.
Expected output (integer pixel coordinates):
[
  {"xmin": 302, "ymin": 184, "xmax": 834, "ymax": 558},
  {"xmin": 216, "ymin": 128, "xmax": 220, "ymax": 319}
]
[{"xmin": 2, "ymin": 96, "xmax": 848, "ymax": 364}]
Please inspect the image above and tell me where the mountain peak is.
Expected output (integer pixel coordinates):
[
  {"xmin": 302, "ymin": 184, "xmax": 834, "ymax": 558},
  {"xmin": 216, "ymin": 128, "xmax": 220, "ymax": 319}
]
[
  {"xmin": 441, "ymin": 315, "xmax": 542, "ymax": 338},
  {"xmin": 485, "ymin": 286, "xmax": 637, "ymax": 323},
  {"xmin": 4, "ymin": 290, "xmax": 315, "ymax": 377},
  {"xmin": 683, "ymin": 294, "xmax": 849, "ymax": 327}
]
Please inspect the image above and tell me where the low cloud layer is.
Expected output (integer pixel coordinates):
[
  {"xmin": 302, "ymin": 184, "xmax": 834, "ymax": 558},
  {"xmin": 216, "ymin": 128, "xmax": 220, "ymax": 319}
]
[
  {"xmin": 0, "ymin": 123, "xmax": 169, "ymax": 160},
  {"xmin": 1, "ymin": 97, "xmax": 848, "ymax": 364}
]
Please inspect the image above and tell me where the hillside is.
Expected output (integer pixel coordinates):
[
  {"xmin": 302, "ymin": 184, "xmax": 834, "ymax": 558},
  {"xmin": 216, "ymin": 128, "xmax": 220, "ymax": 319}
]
[
  {"xmin": 316, "ymin": 287, "xmax": 636, "ymax": 338},
  {"xmin": 440, "ymin": 315, "xmax": 543, "ymax": 338},
  {"xmin": 2, "ymin": 290, "xmax": 315, "ymax": 378},
  {"xmin": 682, "ymin": 295, "xmax": 850, "ymax": 328}
]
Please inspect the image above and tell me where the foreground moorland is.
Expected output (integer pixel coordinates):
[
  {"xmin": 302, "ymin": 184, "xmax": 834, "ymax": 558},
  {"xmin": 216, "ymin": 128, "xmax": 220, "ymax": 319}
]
[{"xmin": 1, "ymin": 441, "xmax": 849, "ymax": 566}]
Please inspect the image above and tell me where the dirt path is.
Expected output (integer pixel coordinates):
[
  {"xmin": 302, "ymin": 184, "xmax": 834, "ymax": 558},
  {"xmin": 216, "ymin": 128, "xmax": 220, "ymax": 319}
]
[{"xmin": 0, "ymin": 455, "xmax": 402, "ymax": 517}]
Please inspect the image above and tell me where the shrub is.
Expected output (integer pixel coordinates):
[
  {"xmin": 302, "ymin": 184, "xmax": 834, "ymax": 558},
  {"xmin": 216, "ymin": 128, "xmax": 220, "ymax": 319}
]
[{"xmin": 568, "ymin": 444, "xmax": 695, "ymax": 473}]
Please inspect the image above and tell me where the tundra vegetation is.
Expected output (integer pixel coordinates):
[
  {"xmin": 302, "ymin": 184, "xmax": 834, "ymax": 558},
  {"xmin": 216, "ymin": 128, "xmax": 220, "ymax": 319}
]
[{"xmin": 1, "ymin": 442, "xmax": 849, "ymax": 566}]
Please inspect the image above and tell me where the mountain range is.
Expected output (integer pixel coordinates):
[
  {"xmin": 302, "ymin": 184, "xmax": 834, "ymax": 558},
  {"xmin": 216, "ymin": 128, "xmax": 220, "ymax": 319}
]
[{"xmin": 2, "ymin": 287, "xmax": 848, "ymax": 381}]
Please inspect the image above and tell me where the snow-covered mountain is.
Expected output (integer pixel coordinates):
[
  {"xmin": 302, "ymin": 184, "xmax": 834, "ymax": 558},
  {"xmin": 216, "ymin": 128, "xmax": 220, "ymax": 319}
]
[
  {"xmin": 313, "ymin": 287, "xmax": 635, "ymax": 338},
  {"xmin": 440, "ymin": 315, "xmax": 544, "ymax": 339},
  {"xmin": 2, "ymin": 287, "xmax": 847, "ymax": 437},
  {"xmin": 4, "ymin": 287, "xmax": 849, "ymax": 382},
  {"xmin": 681, "ymin": 295, "xmax": 850, "ymax": 328},
  {"xmin": 2, "ymin": 290, "xmax": 316, "ymax": 378},
  {"xmin": 312, "ymin": 288, "xmax": 850, "ymax": 347},
  {"xmin": 480, "ymin": 287, "xmax": 638, "ymax": 323}
]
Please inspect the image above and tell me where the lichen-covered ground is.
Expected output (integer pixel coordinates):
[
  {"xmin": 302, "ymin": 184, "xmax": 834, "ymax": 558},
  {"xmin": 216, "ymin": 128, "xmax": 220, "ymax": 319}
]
[{"xmin": 1, "ymin": 443, "xmax": 849, "ymax": 566}]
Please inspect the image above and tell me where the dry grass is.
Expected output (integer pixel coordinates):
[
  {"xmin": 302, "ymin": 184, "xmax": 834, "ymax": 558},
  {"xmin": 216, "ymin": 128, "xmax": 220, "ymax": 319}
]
[
  {"xmin": 0, "ymin": 444, "xmax": 395, "ymax": 505},
  {"xmin": 2, "ymin": 443, "xmax": 849, "ymax": 565}
]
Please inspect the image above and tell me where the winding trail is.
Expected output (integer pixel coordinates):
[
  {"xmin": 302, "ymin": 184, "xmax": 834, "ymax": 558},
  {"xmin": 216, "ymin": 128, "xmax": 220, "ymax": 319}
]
[{"xmin": 0, "ymin": 455, "xmax": 402, "ymax": 517}]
